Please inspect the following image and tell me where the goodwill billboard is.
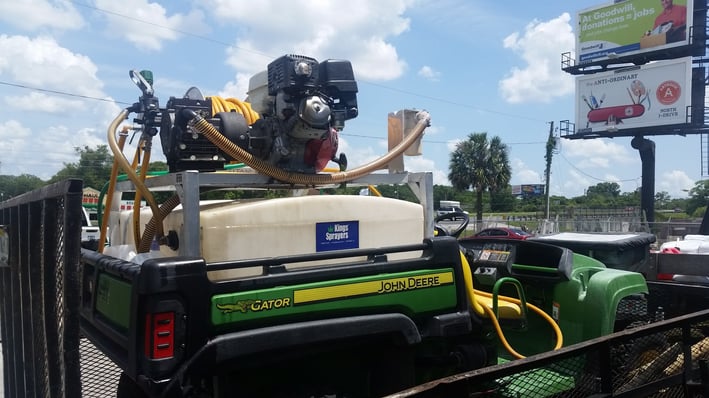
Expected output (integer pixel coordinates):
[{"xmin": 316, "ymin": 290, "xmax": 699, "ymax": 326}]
[
  {"xmin": 575, "ymin": 57, "xmax": 692, "ymax": 135},
  {"xmin": 577, "ymin": 0, "xmax": 692, "ymax": 63}
]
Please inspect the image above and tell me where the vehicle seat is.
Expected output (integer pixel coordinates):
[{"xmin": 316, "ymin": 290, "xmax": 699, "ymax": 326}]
[
  {"xmin": 474, "ymin": 294, "xmax": 523, "ymax": 319},
  {"xmin": 460, "ymin": 252, "xmax": 525, "ymax": 319}
]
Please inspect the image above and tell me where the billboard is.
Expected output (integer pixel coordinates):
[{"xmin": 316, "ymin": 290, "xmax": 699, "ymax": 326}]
[
  {"xmin": 512, "ymin": 185, "xmax": 545, "ymax": 197},
  {"xmin": 575, "ymin": 57, "xmax": 692, "ymax": 135},
  {"xmin": 577, "ymin": 0, "xmax": 692, "ymax": 63}
]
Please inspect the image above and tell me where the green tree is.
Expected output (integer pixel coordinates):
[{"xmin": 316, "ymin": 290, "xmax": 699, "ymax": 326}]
[
  {"xmin": 48, "ymin": 145, "xmax": 114, "ymax": 190},
  {"xmin": 668, "ymin": 197, "xmax": 687, "ymax": 213},
  {"xmin": 686, "ymin": 180, "xmax": 709, "ymax": 216},
  {"xmin": 519, "ymin": 195, "xmax": 544, "ymax": 213},
  {"xmin": 489, "ymin": 187, "xmax": 516, "ymax": 212},
  {"xmin": 448, "ymin": 133, "xmax": 511, "ymax": 223},
  {"xmin": 369, "ymin": 184, "xmax": 417, "ymax": 202},
  {"xmin": 148, "ymin": 160, "xmax": 168, "ymax": 172},
  {"xmin": 0, "ymin": 174, "xmax": 45, "ymax": 199},
  {"xmin": 619, "ymin": 188, "xmax": 641, "ymax": 207},
  {"xmin": 586, "ymin": 182, "xmax": 621, "ymax": 198},
  {"xmin": 654, "ymin": 191, "xmax": 672, "ymax": 209}
]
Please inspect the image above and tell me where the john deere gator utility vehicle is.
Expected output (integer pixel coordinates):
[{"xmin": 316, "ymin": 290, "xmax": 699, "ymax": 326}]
[{"xmin": 78, "ymin": 54, "xmax": 648, "ymax": 397}]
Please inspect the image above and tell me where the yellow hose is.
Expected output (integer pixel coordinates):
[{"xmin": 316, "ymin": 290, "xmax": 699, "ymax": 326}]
[
  {"xmin": 209, "ymin": 96, "xmax": 260, "ymax": 124},
  {"xmin": 137, "ymin": 194, "xmax": 182, "ymax": 253},
  {"xmin": 133, "ymin": 139, "xmax": 152, "ymax": 250},
  {"xmin": 368, "ymin": 185, "xmax": 382, "ymax": 197},
  {"xmin": 188, "ymin": 109, "xmax": 430, "ymax": 185},
  {"xmin": 106, "ymin": 110, "xmax": 165, "ymax": 252},
  {"xmin": 459, "ymin": 252, "xmax": 563, "ymax": 359},
  {"xmin": 98, "ymin": 127, "xmax": 129, "ymax": 253},
  {"xmin": 131, "ymin": 139, "xmax": 146, "ymax": 247}
]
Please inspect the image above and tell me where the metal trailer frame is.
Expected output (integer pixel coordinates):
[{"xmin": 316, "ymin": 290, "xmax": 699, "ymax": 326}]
[
  {"xmin": 0, "ymin": 179, "xmax": 84, "ymax": 398},
  {"xmin": 387, "ymin": 309, "xmax": 709, "ymax": 398}
]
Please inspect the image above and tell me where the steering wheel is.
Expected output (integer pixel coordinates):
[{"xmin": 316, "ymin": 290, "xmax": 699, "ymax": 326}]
[{"xmin": 434, "ymin": 211, "xmax": 470, "ymax": 238}]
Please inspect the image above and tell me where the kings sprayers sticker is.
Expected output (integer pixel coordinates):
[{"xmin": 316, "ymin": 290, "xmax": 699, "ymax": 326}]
[{"xmin": 315, "ymin": 220, "xmax": 359, "ymax": 252}]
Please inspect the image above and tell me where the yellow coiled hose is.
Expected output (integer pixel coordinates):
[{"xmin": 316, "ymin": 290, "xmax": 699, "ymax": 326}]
[
  {"xmin": 459, "ymin": 251, "xmax": 564, "ymax": 359},
  {"xmin": 210, "ymin": 96, "xmax": 260, "ymax": 124}
]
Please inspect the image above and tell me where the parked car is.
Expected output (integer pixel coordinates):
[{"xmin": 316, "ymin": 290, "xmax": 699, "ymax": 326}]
[{"xmin": 463, "ymin": 227, "xmax": 532, "ymax": 240}]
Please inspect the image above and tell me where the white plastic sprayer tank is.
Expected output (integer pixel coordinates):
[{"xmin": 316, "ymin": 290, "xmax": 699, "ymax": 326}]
[{"xmin": 108, "ymin": 195, "xmax": 424, "ymax": 280}]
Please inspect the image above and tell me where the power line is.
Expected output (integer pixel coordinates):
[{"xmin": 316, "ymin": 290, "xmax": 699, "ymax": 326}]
[
  {"xmin": 69, "ymin": 0, "xmax": 550, "ymax": 124},
  {"xmin": 558, "ymin": 150, "xmax": 639, "ymax": 183},
  {"xmin": 360, "ymin": 81, "xmax": 546, "ymax": 123},
  {"xmin": 0, "ymin": 81, "xmax": 132, "ymax": 105},
  {"xmin": 341, "ymin": 132, "xmax": 545, "ymax": 146},
  {"xmin": 0, "ymin": 79, "xmax": 550, "ymax": 148}
]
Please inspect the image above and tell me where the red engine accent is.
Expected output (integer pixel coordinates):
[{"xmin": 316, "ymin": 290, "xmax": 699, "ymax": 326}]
[
  {"xmin": 587, "ymin": 104, "xmax": 645, "ymax": 123},
  {"xmin": 304, "ymin": 128, "xmax": 339, "ymax": 171}
]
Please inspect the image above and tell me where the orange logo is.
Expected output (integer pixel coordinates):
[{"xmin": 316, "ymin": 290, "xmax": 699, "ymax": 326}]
[{"xmin": 656, "ymin": 81, "xmax": 681, "ymax": 106}]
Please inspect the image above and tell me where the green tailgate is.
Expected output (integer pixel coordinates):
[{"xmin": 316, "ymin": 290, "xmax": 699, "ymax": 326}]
[{"xmin": 212, "ymin": 268, "xmax": 457, "ymax": 326}]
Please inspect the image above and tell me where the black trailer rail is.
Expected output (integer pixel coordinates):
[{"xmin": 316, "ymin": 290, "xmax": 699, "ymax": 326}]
[
  {"xmin": 387, "ymin": 308, "xmax": 709, "ymax": 398},
  {"xmin": 0, "ymin": 179, "xmax": 121, "ymax": 398}
]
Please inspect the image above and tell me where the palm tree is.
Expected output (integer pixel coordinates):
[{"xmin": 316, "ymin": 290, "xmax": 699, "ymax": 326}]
[{"xmin": 448, "ymin": 133, "xmax": 511, "ymax": 225}]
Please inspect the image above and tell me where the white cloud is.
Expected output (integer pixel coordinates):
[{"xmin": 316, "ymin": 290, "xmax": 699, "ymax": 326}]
[
  {"xmin": 94, "ymin": 0, "xmax": 208, "ymax": 51},
  {"xmin": 447, "ymin": 139, "xmax": 462, "ymax": 152},
  {"xmin": 0, "ymin": 120, "xmax": 32, "ymax": 144},
  {"xmin": 0, "ymin": 34, "xmax": 124, "ymax": 179},
  {"xmin": 0, "ymin": 121, "xmax": 64, "ymax": 178},
  {"xmin": 204, "ymin": 0, "xmax": 411, "ymax": 82},
  {"xmin": 334, "ymin": 134, "xmax": 450, "ymax": 185},
  {"xmin": 423, "ymin": 124, "xmax": 443, "ymax": 136},
  {"xmin": 658, "ymin": 170, "xmax": 695, "ymax": 198},
  {"xmin": 405, "ymin": 156, "xmax": 448, "ymax": 185},
  {"xmin": 220, "ymin": 73, "xmax": 254, "ymax": 101},
  {"xmin": 559, "ymin": 169, "xmax": 591, "ymax": 198},
  {"xmin": 418, "ymin": 66, "xmax": 441, "ymax": 81},
  {"xmin": 499, "ymin": 13, "xmax": 575, "ymax": 103},
  {"xmin": 561, "ymin": 138, "xmax": 637, "ymax": 169},
  {"xmin": 511, "ymin": 158, "xmax": 541, "ymax": 185},
  {"xmin": 336, "ymin": 137, "xmax": 381, "ymax": 170},
  {"xmin": 0, "ymin": 0, "xmax": 84, "ymax": 31},
  {"xmin": 0, "ymin": 35, "xmax": 103, "ymax": 97},
  {"xmin": 6, "ymin": 92, "xmax": 84, "ymax": 113}
]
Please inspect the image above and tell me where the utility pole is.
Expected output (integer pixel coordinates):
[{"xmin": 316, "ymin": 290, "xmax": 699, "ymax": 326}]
[{"xmin": 544, "ymin": 122, "xmax": 555, "ymax": 220}]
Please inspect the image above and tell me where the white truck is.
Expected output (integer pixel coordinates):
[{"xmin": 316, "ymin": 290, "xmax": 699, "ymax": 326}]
[
  {"xmin": 436, "ymin": 200, "xmax": 468, "ymax": 220},
  {"xmin": 81, "ymin": 206, "xmax": 100, "ymax": 248}
]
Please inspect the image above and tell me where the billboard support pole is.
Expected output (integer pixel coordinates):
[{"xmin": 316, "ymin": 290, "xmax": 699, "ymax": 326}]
[
  {"xmin": 544, "ymin": 122, "xmax": 554, "ymax": 220},
  {"xmin": 631, "ymin": 136, "xmax": 656, "ymax": 224}
]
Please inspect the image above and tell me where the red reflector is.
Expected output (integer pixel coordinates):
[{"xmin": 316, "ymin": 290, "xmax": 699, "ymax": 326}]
[{"xmin": 145, "ymin": 312, "xmax": 175, "ymax": 359}]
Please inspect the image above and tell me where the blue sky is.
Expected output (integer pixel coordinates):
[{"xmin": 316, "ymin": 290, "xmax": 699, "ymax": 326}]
[{"xmin": 0, "ymin": 0, "xmax": 701, "ymax": 198}]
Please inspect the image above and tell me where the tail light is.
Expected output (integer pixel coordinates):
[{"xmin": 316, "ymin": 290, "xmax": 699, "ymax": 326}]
[{"xmin": 145, "ymin": 312, "xmax": 175, "ymax": 359}]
